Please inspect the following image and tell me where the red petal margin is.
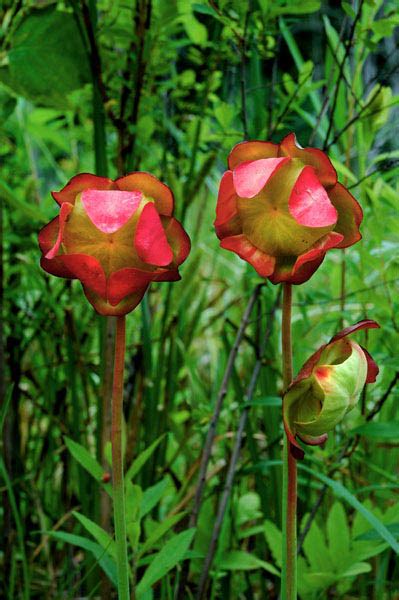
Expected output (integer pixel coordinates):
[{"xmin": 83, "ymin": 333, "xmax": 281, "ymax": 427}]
[
  {"xmin": 52, "ymin": 174, "xmax": 114, "ymax": 205},
  {"xmin": 39, "ymin": 216, "xmax": 75, "ymax": 278},
  {"xmin": 283, "ymin": 419, "xmax": 305, "ymax": 460},
  {"xmin": 163, "ymin": 217, "xmax": 191, "ymax": 266},
  {"xmin": 45, "ymin": 202, "xmax": 74, "ymax": 259},
  {"xmin": 107, "ymin": 268, "xmax": 153, "ymax": 306},
  {"xmin": 289, "ymin": 166, "xmax": 337, "ymax": 227},
  {"xmin": 214, "ymin": 171, "xmax": 242, "ymax": 238},
  {"xmin": 279, "ymin": 133, "xmax": 337, "ymax": 188},
  {"xmin": 328, "ymin": 183, "xmax": 363, "ymax": 248},
  {"xmin": 59, "ymin": 254, "xmax": 107, "ymax": 299},
  {"xmin": 220, "ymin": 234, "xmax": 275, "ymax": 277},
  {"xmin": 228, "ymin": 140, "xmax": 279, "ymax": 170},
  {"xmin": 116, "ymin": 172, "xmax": 174, "ymax": 216},
  {"xmin": 360, "ymin": 345, "xmax": 380, "ymax": 383},
  {"xmin": 233, "ymin": 157, "xmax": 290, "ymax": 198},
  {"xmin": 292, "ymin": 231, "xmax": 344, "ymax": 275},
  {"xmin": 329, "ymin": 319, "xmax": 380, "ymax": 344},
  {"xmin": 134, "ymin": 202, "xmax": 174, "ymax": 267}
]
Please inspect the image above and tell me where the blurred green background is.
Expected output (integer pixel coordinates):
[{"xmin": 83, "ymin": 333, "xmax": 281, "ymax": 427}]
[{"xmin": 1, "ymin": 0, "xmax": 398, "ymax": 598}]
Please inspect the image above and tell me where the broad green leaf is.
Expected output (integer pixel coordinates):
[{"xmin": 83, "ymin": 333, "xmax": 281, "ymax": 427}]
[
  {"xmin": 126, "ymin": 435, "xmax": 166, "ymax": 481},
  {"xmin": 0, "ymin": 7, "xmax": 90, "ymax": 108},
  {"xmin": 263, "ymin": 520, "xmax": 282, "ymax": 568},
  {"xmin": 64, "ymin": 436, "xmax": 111, "ymax": 496},
  {"xmin": 298, "ymin": 464, "xmax": 399, "ymax": 554},
  {"xmin": 136, "ymin": 528, "xmax": 195, "ymax": 596},
  {"xmin": 73, "ymin": 511, "xmax": 116, "ymax": 558},
  {"xmin": 341, "ymin": 562, "xmax": 372, "ymax": 577},
  {"xmin": 218, "ymin": 550, "xmax": 280, "ymax": 576},
  {"xmin": 139, "ymin": 512, "xmax": 186, "ymax": 556},
  {"xmin": 327, "ymin": 502, "xmax": 350, "ymax": 570},
  {"xmin": 46, "ymin": 531, "xmax": 116, "ymax": 585},
  {"xmin": 140, "ymin": 478, "xmax": 170, "ymax": 518}
]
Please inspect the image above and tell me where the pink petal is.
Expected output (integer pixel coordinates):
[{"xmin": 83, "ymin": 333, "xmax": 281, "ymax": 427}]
[
  {"xmin": 45, "ymin": 202, "xmax": 74, "ymax": 259},
  {"xmin": 52, "ymin": 173, "xmax": 114, "ymax": 205},
  {"xmin": 220, "ymin": 234, "xmax": 275, "ymax": 277},
  {"xmin": 135, "ymin": 202, "xmax": 173, "ymax": 266},
  {"xmin": 233, "ymin": 157, "xmax": 290, "ymax": 198},
  {"xmin": 279, "ymin": 133, "xmax": 337, "ymax": 188},
  {"xmin": 228, "ymin": 140, "xmax": 279, "ymax": 170},
  {"xmin": 289, "ymin": 166, "xmax": 337, "ymax": 227},
  {"xmin": 116, "ymin": 172, "xmax": 174, "ymax": 216},
  {"xmin": 82, "ymin": 189, "xmax": 142, "ymax": 233},
  {"xmin": 214, "ymin": 171, "xmax": 241, "ymax": 238}
]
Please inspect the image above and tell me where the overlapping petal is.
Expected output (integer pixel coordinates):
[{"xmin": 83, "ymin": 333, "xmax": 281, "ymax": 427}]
[
  {"xmin": 39, "ymin": 171, "xmax": 190, "ymax": 315},
  {"xmin": 215, "ymin": 134, "xmax": 362, "ymax": 284}
]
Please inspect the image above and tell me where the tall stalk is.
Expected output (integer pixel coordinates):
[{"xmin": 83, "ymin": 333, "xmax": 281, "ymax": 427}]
[
  {"xmin": 111, "ymin": 316, "xmax": 130, "ymax": 600},
  {"xmin": 281, "ymin": 283, "xmax": 297, "ymax": 600}
]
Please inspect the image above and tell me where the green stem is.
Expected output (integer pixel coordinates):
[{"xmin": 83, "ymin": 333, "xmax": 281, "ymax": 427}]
[
  {"xmin": 281, "ymin": 283, "xmax": 297, "ymax": 600},
  {"xmin": 111, "ymin": 316, "xmax": 130, "ymax": 600}
]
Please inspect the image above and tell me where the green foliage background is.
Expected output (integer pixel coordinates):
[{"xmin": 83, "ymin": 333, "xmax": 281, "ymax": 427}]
[{"xmin": 1, "ymin": 0, "xmax": 398, "ymax": 598}]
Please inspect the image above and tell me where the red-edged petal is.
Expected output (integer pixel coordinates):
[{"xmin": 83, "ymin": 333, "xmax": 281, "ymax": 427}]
[
  {"xmin": 233, "ymin": 157, "xmax": 290, "ymax": 198},
  {"xmin": 107, "ymin": 268, "xmax": 153, "ymax": 306},
  {"xmin": 283, "ymin": 418, "xmax": 305, "ymax": 460},
  {"xmin": 214, "ymin": 171, "xmax": 242, "ymax": 239},
  {"xmin": 297, "ymin": 432, "xmax": 328, "ymax": 448},
  {"xmin": 116, "ymin": 172, "xmax": 174, "ymax": 216},
  {"xmin": 45, "ymin": 202, "xmax": 74, "ymax": 259},
  {"xmin": 289, "ymin": 166, "xmax": 337, "ymax": 227},
  {"xmin": 330, "ymin": 319, "xmax": 380, "ymax": 344},
  {"xmin": 328, "ymin": 183, "xmax": 363, "ymax": 248},
  {"xmin": 135, "ymin": 202, "xmax": 173, "ymax": 266},
  {"xmin": 52, "ymin": 174, "xmax": 114, "ymax": 205},
  {"xmin": 220, "ymin": 234, "xmax": 275, "ymax": 277},
  {"xmin": 163, "ymin": 217, "xmax": 191, "ymax": 266},
  {"xmin": 228, "ymin": 140, "xmax": 279, "ymax": 170},
  {"xmin": 293, "ymin": 231, "xmax": 343, "ymax": 274},
  {"xmin": 153, "ymin": 269, "xmax": 181, "ymax": 282},
  {"xmin": 40, "ymin": 256, "xmax": 76, "ymax": 279},
  {"xmin": 59, "ymin": 254, "xmax": 107, "ymax": 298},
  {"xmin": 82, "ymin": 189, "xmax": 142, "ymax": 233},
  {"xmin": 279, "ymin": 133, "xmax": 337, "ymax": 188},
  {"xmin": 39, "ymin": 217, "xmax": 59, "ymax": 255},
  {"xmin": 360, "ymin": 345, "xmax": 380, "ymax": 383}
]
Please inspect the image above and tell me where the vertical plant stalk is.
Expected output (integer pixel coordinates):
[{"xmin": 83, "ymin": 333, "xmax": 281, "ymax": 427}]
[
  {"xmin": 111, "ymin": 316, "xmax": 130, "ymax": 600},
  {"xmin": 281, "ymin": 283, "xmax": 297, "ymax": 600}
]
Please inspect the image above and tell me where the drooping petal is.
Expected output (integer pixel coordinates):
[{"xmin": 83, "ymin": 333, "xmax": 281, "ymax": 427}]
[
  {"xmin": 289, "ymin": 166, "xmax": 337, "ymax": 227},
  {"xmin": 45, "ymin": 202, "xmax": 74, "ymax": 259},
  {"xmin": 59, "ymin": 254, "xmax": 107, "ymax": 298},
  {"xmin": 279, "ymin": 133, "xmax": 337, "ymax": 188},
  {"xmin": 107, "ymin": 268, "xmax": 153, "ymax": 306},
  {"xmin": 329, "ymin": 319, "xmax": 380, "ymax": 344},
  {"xmin": 214, "ymin": 171, "xmax": 242, "ymax": 239},
  {"xmin": 81, "ymin": 189, "xmax": 142, "ymax": 233},
  {"xmin": 162, "ymin": 217, "xmax": 191, "ymax": 266},
  {"xmin": 360, "ymin": 345, "xmax": 380, "ymax": 383},
  {"xmin": 135, "ymin": 202, "xmax": 174, "ymax": 266},
  {"xmin": 52, "ymin": 174, "xmax": 114, "ymax": 205},
  {"xmin": 228, "ymin": 140, "xmax": 279, "ymax": 170},
  {"xmin": 233, "ymin": 157, "xmax": 290, "ymax": 198},
  {"xmin": 220, "ymin": 234, "xmax": 275, "ymax": 277},
  {"xmin": 328, "ymin": 183, "xmax": 362, "ymax": 248},
  {"xmin": 116, "ymin": 172, "xmax": 174, "ymax": 216}
]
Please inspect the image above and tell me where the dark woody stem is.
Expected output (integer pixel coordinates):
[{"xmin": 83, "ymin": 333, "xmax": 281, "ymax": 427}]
[
  {"xmin": 111, "ymin": 315, "xmax": 131, "ymax": 600},
  {"xmin": 281, "ymin": 283, "xmax": 297, "ymax": 600}
]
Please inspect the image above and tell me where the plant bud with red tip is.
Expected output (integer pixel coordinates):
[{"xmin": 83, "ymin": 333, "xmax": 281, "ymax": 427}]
[{"xmin": 283, "ymin": 320, "xmax": 380, "ymax": 459}]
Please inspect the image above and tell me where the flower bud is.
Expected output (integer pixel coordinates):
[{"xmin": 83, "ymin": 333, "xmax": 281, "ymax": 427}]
[
  {"xmin": 283, "ymin": 320, "xmax": 379, "ymax": 459},
  {"xmin": 215, "ymin": 133, "xmax": 362, "ymax": 284},
  {"xmin": 38, "ymin": 173, "xmax": 190, "ymax": 316}
]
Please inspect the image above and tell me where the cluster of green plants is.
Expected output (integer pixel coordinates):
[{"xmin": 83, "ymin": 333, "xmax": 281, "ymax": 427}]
[{"xmin": 1, "ymin": 0, "xmax": 398, "ymax": 598}]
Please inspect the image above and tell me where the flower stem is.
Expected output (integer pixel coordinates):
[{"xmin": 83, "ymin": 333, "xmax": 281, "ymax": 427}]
[
  {"xmin": 111, "ymin": 315, "xmax": 130, "ymax": 600},
  {"xmin": 281, "ymin": 283, "xmax": 297, "ymax": 600}
]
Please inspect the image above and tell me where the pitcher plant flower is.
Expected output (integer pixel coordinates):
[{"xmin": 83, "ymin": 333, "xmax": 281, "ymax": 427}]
[
  {"xmin": 283, "ymin": 319, "xmax": 380, "ymax": 459},
  {"xmin": 214, "ymin": 133, "xmax": 362, "ymax": 284},
  {"xmin": 39, "ymin": 172, "xmax": 190, "ymax": 315}
]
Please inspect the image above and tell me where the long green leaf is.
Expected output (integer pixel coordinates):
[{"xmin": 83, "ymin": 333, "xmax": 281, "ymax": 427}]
[
  {"xmin": 73, "ymin": 511, "xmax": 116, "ymax": 558},
  {"xmin": 64, "ymin": 436, "xmax": 111, "ymax": 496},
  {"xmin": 126, "ymin": 434, "xmax": 166, "ymax": 481}
]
